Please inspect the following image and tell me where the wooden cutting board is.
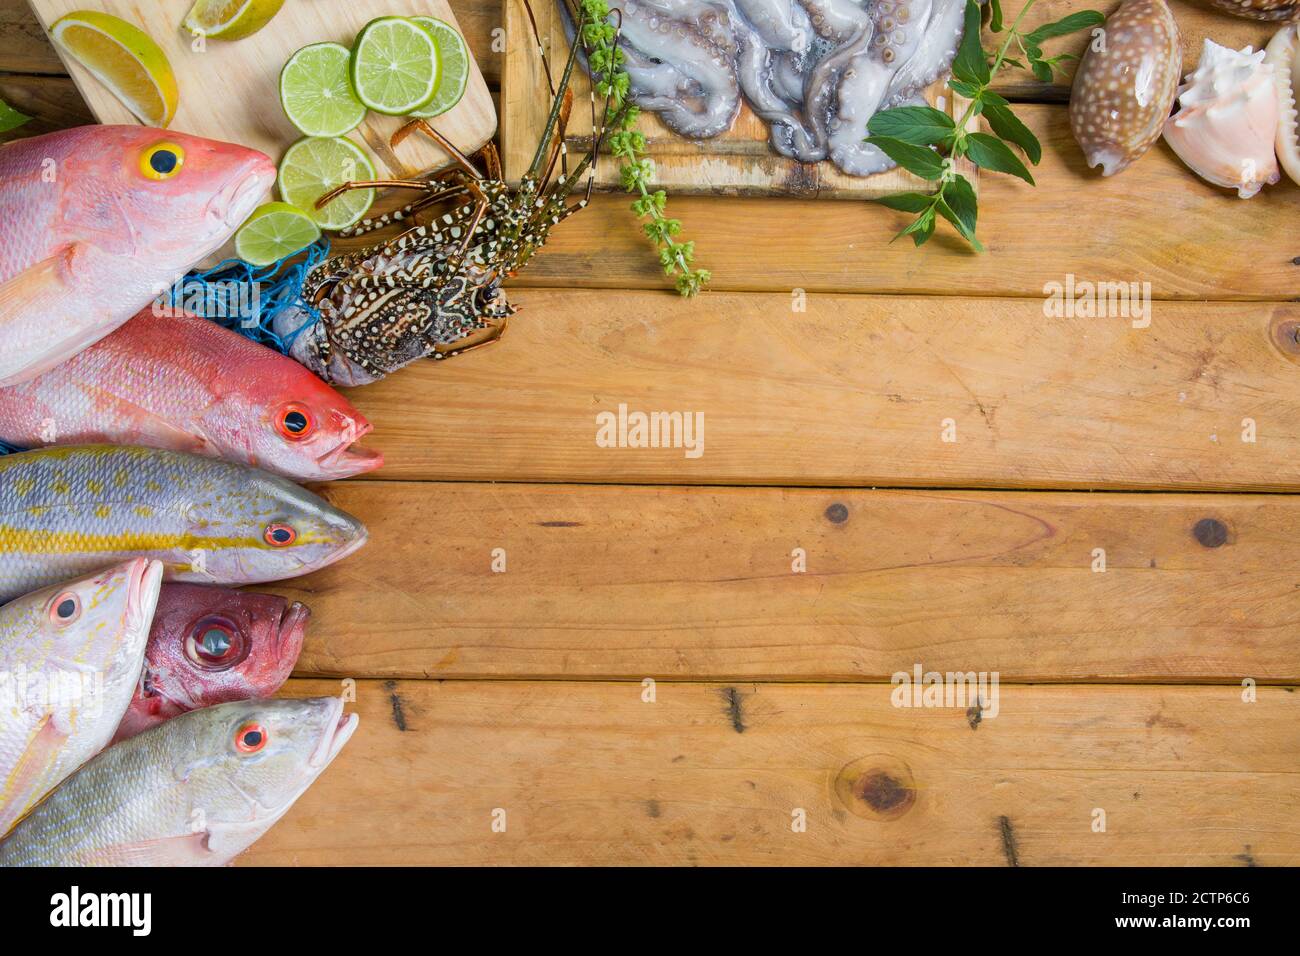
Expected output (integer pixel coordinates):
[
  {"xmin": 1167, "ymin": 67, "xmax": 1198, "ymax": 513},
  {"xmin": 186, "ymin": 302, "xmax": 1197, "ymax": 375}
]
[
  {"xmin": 26, "ymin": 0, "xmax": 497, "ymax": 178},
  {"xmin": 502, "ymin": 0, "xmax": 976, "ymax": 199}
]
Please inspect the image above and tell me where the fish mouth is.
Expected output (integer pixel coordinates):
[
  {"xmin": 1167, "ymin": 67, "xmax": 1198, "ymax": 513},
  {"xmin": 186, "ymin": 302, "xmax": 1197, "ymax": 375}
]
[
  {"xmin": 208, "ymin": 157, "xmax": 275, "ymax": 233},
  {"xmin": 316, "ymin": 417, "xmax": 384, "ymax": 478},
  {"xmin": 125, "ymin": 559, "xmax": 165, "ymax": 636},
  {"xmin": 276, "ymin": 601, "xmax": 310, "ymax": 676},
  {"xmin": 309, "ymin": 697, "xmax": 359, "ymax": 769}
]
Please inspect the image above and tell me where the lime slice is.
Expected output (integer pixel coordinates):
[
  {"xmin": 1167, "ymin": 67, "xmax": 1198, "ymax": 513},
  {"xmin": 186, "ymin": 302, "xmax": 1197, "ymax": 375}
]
[
  {"xmin": 350, "ymin": 16, "xmax": 439, "ymax": 116},
  {"xmin": 277, "ymin": 136, "xmax": 375, "ymax": 231},
  {"xmin": 182, "ymin": 0, "xmax": 286, "ymax": 41},
  {"xmin": 235, "ymin": 202, "xmax": 322, "ymax": 266},
  {"xmin": 50, "ymin": 11, "xmax": 178, "ymax": 127},
  {"xmin": 280, "ymin": 42, "xmax": 366, "ymax": 137},
  {"xmin": 408, "ymin": 17, "xmax": 469, "ymax": 119}
]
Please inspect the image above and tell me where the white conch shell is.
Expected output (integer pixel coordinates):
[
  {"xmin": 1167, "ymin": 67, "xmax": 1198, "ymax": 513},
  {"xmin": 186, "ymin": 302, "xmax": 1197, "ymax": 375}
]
[
  {"xmin": 1163, "ymin": 39, "xmax": 1281, "ymax": 197},
  {"xmin": 1264, "ymin": 25, "xmax": 1300, "ymax": 186}
]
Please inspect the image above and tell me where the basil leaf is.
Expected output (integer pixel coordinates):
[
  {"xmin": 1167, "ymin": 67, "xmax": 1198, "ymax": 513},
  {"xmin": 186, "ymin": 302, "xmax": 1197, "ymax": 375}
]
[
  {"xmin": 895, "ymin": 208, "xmax": 936, "ymax": 247},
  {"xmin": 1025, "ymin": 10, "xmax": 1105, "ymax": 43},
  {"xmin": 875, "ymin": 191, "xmax": 936, "ymax": 213},
  {"xmin": 0, "ymin": 98, "xmax": 31, "ymax": 134},
  {"xmin": 963, "ymin": 131, "xmax": 1035, "ymax": 184},
  {"xmin": 948, "ymin": 79, "xmax": 984, "ymax": 99},
  {"xmin": 951, "ymin": 0, "xmax": 990, "ymax": 86},
  {"xmin": 941, "ymin": 174, "xmax": 979, "ymax": 241},
  {"xmin": 1030, "ymin": 58, "xmax": 1054, "ymax": 83},
  {"xmin": 981, "ymin": 99, "xmax": 1041, "ymax": 164},
  {"xmin": 989, "ymin": 0, "xmax": 1004, "ymax": 32},
  {"xmin": 868, "ymin": 106, "xmax": 955, "ymax": 146},
  {"xmin": 864, "ymin": 136, "xmax": 946, "ymax": 180}
]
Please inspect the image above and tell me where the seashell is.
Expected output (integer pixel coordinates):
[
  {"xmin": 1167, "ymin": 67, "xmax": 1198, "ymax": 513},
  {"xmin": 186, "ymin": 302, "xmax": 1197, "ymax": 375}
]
[
  {"xmin": 1069, "ymin": 0, "xmax": 1183, "ymax": 176},
  {"xmin": 1163, "ymin": 40, "xmax": 1281, "ymax": 197},
  {"xmin": 1264, "ymin": 24, "xmax": 1300, "ymax": 184},
  {"xmin": 1191, "ymin": 0, "xmax": 1299, "ymax": 22}
]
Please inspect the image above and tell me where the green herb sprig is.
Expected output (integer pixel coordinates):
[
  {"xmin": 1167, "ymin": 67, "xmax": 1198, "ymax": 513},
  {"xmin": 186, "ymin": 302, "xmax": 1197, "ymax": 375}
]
[
  {"xmin": 867, "ymin": 0, "xmax": 1103, "ymax": 250},
  {"xmin": 575, "ymin": 0, "xmax": 710, "ymax": 295}
]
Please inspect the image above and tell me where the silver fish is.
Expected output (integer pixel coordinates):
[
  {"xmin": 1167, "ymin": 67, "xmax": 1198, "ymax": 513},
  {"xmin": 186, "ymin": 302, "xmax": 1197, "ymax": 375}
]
[
  {"xmin": 0, "ymin": 696, "xmax": 357, "ymax": 865},
  {"xmin": 0, "ymin": 558, "xmax": 162, "ymax": 835},
  {"xmin": 0, "ymin": 445, "xmax": 367, "ymax": 603}
]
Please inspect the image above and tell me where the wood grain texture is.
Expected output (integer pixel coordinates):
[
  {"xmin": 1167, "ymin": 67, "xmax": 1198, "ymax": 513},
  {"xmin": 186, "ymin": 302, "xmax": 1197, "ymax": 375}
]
[
  {"xmin": 273, "ymin": 482, "xmax": 1300, "ymax": 682},
  {"xmin": 508, "ymin": 100, "xmax": 1300, "ymax": 296},
  {"xmin": 239, "ymin": 679, "xmax": 1300, "ymax": 866},
  {"xmin": 982, "ymin": 0, "xmax": 1279, "ymax": 100},
  {"xmin": 339, "ymin": 290, "xmax": 1300, "ymax": 489},
  {"xmin": 0, "ymin": 73, "xmax": 90, "ymax": 141},
  {"xmin": 24, "ymin": 0, "xmax": 497, "ymax": 177},
  {"xmin": 500, "ymin": 0, "xmax": 977, "ymax": 199}
]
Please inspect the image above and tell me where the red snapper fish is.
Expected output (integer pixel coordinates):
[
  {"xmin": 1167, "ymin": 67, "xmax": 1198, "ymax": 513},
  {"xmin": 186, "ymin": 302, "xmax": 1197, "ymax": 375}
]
[
  {"xmin": 112, "ymin": 584, "xmax": 309, "ymax": 745},
  {"xmin": 0, "ymin": 309, "xmax": 383, "ymax": 481},
  {"xmin": 0, "ymin": 126, "xmax": 274, "ymax": 387}
]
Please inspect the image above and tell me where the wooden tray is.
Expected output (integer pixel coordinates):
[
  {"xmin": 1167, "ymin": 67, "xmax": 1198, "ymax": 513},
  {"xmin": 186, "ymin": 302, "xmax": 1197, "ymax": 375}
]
[
  {"xmin": 501, "ymin": 0, "xmax": 976, "ymax": 199},
  {"xmin": 27, "ymin": 0, "xmax": 497, "ymax": 178}
]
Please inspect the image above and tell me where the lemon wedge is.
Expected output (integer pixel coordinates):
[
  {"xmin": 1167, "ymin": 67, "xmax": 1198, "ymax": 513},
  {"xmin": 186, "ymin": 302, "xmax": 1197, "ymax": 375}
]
[
  {"xmin": 51, "ymin": 11, "xmax": 178, "ymax": 127},
  {"xmin": 182, "ymin": 0, "xmax": 287, "ymax": 42}
]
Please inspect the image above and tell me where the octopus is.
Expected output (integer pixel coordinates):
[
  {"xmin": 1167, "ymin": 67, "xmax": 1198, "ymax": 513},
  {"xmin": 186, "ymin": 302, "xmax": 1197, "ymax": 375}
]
[{"xmin": 562, "ymin": 0, "xmax": 970, "ymax": 176}]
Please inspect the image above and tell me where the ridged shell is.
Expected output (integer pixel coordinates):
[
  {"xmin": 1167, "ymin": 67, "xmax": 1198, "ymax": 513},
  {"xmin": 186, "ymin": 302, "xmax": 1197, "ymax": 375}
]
[
  {"xmin": 1264, "ymin": 24, "xmax": 1300, "ymax": 184},
  {"xmin": 1163, "ymin": 40, "xmax": 1281, "ymax": 198},
  {"xmin": 1194, "ymin": 0, "xmax": 1300, "ymax": 22},
  {"xmin": 1069, "ymin": 0, "xmax": 1183, "ymax": 176}
]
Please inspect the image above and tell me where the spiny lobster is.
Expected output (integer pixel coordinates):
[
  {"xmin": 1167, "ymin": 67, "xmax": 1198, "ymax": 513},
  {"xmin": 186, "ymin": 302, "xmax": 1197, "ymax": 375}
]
[{"xmin": 271, "ymin": 0, "xmax": 628, "ymax": 386}]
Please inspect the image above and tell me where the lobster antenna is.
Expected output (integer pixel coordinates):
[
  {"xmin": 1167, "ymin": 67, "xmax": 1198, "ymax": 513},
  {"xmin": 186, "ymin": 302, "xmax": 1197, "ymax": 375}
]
[
  {"xmin": 520, "ymin": 0, "xmax": 560, "ymax": 100},
  {"xmin": 527, "ymin": 0, "xmax": 587, "ymax": 179}
]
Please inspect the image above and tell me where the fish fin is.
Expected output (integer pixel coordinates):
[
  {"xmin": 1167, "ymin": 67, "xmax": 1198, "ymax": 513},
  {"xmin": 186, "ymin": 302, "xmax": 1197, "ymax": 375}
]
[
  {"xmin": 77, "ymin": 830, "xmax": 216, "ymax": 867},
  {"xmin": 0, "ymin": 243, "xmax": 98, "ymax": 386},
  {"xmin": 0, "ymin": 245, "xmax": 82, "ymax": 316},
  {"xmin": 0, "ymin": 715, "xmax": 69, "ymax": 830}
]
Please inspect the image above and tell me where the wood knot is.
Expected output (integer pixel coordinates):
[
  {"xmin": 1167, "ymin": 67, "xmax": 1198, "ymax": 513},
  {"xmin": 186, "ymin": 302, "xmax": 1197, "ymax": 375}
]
[
  {"xmin": 1267, "ymin": 312, "xmax": 1300, "ymax": 362},
  {"xmin": 1193, "ymin": 517, "xmax": 1230, "ymax": 549},
  {"xmin": 834, "ymin": 755, "xmax": 916, "ymax": 820},
  {"xmin": 824, "ymin": 503, "xmax": 849, "ymax": 524}
]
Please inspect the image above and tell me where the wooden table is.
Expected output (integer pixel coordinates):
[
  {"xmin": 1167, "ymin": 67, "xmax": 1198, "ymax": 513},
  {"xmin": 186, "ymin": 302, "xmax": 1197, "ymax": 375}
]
[{"xmin": 4, "ymin": 0, "xmax": 1298, "ymax": 866}]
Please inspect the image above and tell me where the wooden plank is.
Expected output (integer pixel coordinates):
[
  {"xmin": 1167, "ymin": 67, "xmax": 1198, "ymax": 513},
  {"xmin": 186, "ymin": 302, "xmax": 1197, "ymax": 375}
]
[
  {"xmin": 500, "ymin": 0, "xmax": 976, "ymax": 199},
  {"xmin": 501, "ymin": 102, "xmax": 1300, "ymax": 297},
  {"xmin": 340, "ymin": 289, "xmax": 1300, "ymax": 489},
  {"xmin": 0, "ymin": 73, "xmax": 90, "ymax": 142},
  {"xmin": 240, "ymin": 679, "xmax": 1300, "ymax": 866},
  {"xmin": 982, "ymin": 0, "xmax": 1279, "ymax": 100},
  {"xmin": 24, "ymin": 0, "xmax": 496, "ymax": 178},
  {"xmin": 275, "ymin": 482, "xmax": 1300, "ymax": 682}
]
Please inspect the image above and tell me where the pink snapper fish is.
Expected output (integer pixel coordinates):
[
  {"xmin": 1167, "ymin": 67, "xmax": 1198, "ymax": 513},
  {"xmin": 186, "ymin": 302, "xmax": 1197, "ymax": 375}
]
[{"xmin": 0, "ymin": 125, "xmax": 274, "ymax": 386}]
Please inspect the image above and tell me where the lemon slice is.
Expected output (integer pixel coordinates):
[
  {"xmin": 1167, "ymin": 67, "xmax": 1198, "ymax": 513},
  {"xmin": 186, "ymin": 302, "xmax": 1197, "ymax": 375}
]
[
  {"xmin": 51, "ymin": 11, "xmax": 178, "ymax": 127},
  {"xmin": 350, "ymin": 16, "xmax": 439, "ymax": 116},
  {"xmin": 409, "ymin": 17, "xmax": 469, "ymax": 119},
  {"xmin": 281, "ymin": 42, "xmax": 367, "ymax": 137},
  {"xmin": 182, "ymin": 0, "xmax": 287, "ymax": 41},
  {"xmin": 277, "ymin": 136, "xmax": 376, "ymax": 231}
]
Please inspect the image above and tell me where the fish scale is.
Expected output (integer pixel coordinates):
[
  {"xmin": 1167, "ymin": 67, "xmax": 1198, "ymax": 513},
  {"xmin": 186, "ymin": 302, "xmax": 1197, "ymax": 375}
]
[{"xmin": 0, "ymin": 445, "xmax": 368, "ymax": 604}]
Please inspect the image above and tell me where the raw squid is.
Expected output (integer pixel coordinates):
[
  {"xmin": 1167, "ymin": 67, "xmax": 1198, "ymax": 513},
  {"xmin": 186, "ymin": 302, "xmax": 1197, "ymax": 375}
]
[{"xmin": 562, "ymin": 0, "xmax": 970, "ymax": 176}]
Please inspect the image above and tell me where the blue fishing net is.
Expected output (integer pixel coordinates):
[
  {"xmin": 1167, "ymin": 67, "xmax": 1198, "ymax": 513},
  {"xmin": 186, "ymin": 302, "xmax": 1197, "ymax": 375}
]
[{"xmin": 157, "ymin": 238, "xmax": 331, "ymax": 355}]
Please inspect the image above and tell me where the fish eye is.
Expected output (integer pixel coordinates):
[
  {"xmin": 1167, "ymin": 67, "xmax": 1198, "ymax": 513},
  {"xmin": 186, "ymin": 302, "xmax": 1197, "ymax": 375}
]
[
  {"xmin": 276, "ymin": 404, "xmax": 314, "ymax": 441},
  {"xmin": 49, "ymin": 592, "xmax": 81, "ymax": 625},
  {"xmin": 234, "ymin": 722, "xmax": 268, "ymax": 754},
  {"xmin": 140, "ymin": 141, "xmax": 185, "ymax": 181},
  {"xmin": 184, "ymin": 617, "xmax": 246, "ymax": 670},
  {"xmin": 264, "ymin": 524, "xmax": 297, "ymax": 547}
]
